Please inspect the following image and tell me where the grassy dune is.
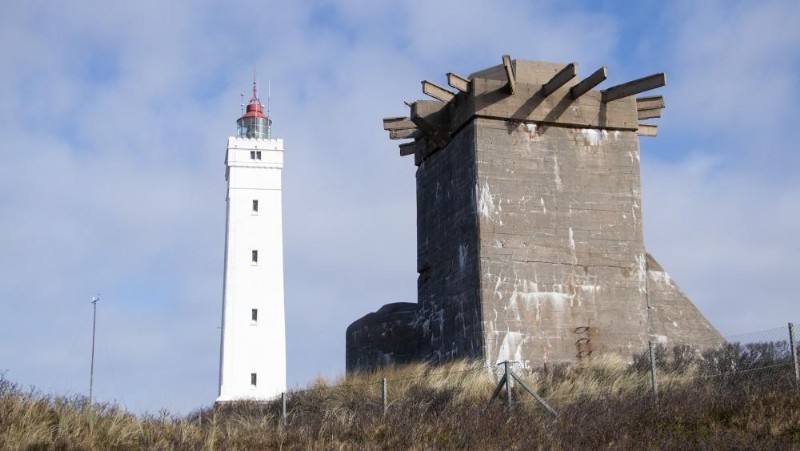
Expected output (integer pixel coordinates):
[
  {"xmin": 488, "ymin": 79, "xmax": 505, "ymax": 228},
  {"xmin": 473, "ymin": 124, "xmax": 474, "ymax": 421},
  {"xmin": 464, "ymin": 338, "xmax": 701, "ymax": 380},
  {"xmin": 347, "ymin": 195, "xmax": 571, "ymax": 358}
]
[{"xmin": 2, "ymin": 346, "xmax": 799, "ymax": 449}]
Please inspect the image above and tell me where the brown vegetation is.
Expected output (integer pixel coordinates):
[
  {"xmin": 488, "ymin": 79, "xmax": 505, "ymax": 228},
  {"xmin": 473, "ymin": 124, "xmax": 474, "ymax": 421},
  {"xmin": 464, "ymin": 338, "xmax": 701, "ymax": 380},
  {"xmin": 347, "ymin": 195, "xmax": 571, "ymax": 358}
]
[{"xmin": 1, "ymin": 344, "xmax": 798, "ymax": 449}]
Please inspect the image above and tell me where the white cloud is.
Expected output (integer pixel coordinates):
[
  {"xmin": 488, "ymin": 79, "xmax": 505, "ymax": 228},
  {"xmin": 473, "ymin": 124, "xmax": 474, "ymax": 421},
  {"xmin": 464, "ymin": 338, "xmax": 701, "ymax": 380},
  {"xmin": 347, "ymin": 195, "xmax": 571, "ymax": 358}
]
[
  {"xmin": 667, "ymin": 1, "xmax": 800, "ymax": 135},
  {"xmin": 0, "ymin": 0, "xmax": 797, "ymax": 414},
  {"xmin": 642, "ymin": 153, "xmax": 800, "ymax": 335}
]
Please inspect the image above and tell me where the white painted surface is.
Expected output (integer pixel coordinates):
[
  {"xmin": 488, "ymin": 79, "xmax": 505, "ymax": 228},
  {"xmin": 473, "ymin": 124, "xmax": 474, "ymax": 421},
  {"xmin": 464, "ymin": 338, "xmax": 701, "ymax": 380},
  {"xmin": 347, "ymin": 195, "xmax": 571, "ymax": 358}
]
[{"xmin": 217, "ymin": 136, "xmax": 286, "ymax": 402}]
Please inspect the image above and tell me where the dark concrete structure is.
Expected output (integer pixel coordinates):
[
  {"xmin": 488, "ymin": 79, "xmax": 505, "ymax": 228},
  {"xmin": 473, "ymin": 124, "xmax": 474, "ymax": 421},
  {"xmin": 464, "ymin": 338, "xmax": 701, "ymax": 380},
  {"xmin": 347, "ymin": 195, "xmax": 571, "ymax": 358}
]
[{"xmin": 347, "ymin": 58, "xmax": 723, "ymax": 372}]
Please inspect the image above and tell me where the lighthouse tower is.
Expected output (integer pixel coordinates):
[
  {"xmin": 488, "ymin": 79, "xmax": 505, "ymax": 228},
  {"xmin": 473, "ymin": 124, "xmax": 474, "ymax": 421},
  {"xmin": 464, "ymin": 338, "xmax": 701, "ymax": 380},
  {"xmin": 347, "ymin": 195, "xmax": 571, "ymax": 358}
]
[{"xmin": 217, "ymin": 81, "xmax": 286, "ymax": 402}]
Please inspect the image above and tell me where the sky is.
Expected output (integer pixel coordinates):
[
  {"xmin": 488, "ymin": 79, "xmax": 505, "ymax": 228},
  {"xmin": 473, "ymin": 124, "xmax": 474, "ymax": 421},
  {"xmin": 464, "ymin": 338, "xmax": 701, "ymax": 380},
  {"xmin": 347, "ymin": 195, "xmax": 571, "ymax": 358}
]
[{"xmin": 1, "ymin": 0, "xmax": 798, "ymax": 414}]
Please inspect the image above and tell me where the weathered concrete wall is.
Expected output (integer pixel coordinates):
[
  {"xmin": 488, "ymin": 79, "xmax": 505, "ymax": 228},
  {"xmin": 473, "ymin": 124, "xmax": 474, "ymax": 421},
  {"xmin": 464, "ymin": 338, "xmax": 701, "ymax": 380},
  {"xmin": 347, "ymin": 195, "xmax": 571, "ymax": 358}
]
[
  {"xmin": 346, "ymin": 302, "xmax": 420, "ymax": 370},
  {"xmin": 346, "ymin": 124, "xmax": 485, "ymax": 371},
  {"xmin": 645, "ymin": 254, "xmax": 723, "ymax": 349},
  {"xmin": 415, "ymin": 121, "xmax": 484, "ymax": 362},
  {"xmin": 475, "ymin": 118, "xmax": 651, "ymax": 367},
  {"xmin": 346, "ymin": 58, "xmax": 724, "ymax": 372}
]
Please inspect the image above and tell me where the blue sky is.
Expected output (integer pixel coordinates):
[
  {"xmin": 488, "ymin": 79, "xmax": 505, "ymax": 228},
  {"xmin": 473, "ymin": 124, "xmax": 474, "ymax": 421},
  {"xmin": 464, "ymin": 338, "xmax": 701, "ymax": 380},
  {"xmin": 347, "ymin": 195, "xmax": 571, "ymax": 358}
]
[{"xmin": 1, "ymin": 0, "xmax": 798, "ymax": 414}]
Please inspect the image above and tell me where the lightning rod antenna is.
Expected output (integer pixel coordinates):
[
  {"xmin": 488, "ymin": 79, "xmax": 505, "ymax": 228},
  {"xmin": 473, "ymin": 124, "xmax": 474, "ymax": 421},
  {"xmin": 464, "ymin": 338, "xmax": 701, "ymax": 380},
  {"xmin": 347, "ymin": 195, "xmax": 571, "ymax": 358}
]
[{"xmin": 267, "ymin": 80, "xmax": 272, "ymax": 139}]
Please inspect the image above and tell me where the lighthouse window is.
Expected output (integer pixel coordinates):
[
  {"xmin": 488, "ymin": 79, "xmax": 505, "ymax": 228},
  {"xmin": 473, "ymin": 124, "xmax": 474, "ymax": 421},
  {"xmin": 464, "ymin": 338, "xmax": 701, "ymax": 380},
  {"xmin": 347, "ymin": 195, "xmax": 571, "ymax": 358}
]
[
  {"xmin": 251, "ymin": 308, "xmax": 258, "ymax": 323},
  {"xmin": 250, "ymin": 150, "xmax": 262, "ymax": 160},
  {"xmin": 251, "ymin": 250, "xmax": 258, "ymax": 264},
  {"xmin": 251, "ymin": 373, "xmax": 257, "ymax": 386},
  {"xmin": 252, "ymin": 199, "xmax": 259, "ymax": 214}
]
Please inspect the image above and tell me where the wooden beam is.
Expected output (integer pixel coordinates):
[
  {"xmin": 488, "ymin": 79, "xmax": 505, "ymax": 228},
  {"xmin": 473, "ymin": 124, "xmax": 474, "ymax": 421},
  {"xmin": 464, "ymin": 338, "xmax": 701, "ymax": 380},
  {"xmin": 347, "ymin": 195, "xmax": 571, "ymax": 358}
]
[
  {"xmin": 411, "ymin": 100, "xmax": 450, "ymax": 147},
  {"xmin": 447, "ymin": 73, "xmax": 470, "ymax": 93},
  {"xmin": 399, "ymin": 141, "xmax": 418, "ymax": 156},
  {"xmin": 602, "ymin": 73, "xmax": 666, "ymax": 102},
  {"xmin": 502, "ymin": 54, "xmax": 516, "ymax": 94},
  {"xmin": 570, "ymin": 66, "xmax": 607, "ymax": 99},
  {"xmin": 411, "ymin": 100, "xmax": 447, "ymax": 132},
  {"xmin": 637, "ymin": 108, "xmax": 662, "ymax": 120},
  {"xmin": 541, "ymin": 62, "xmax": 577, "ymax": 97},
  {"xmin": 636, "ymin": 95, "xmax": 665, "ymax": 110},
  {"xmin": 637, "ymin": 123, "xmax": 658, "ymax": 137},
  {"xmin": 383, "ymin": 117, "xmax": 416, "ymax": 131},
  {"xmin": 452, "ymin": 77, "xmax": 639, "ymax": 132},
  {"xmin": 422, "ymin": 80, "xmax": 455, "ymax": 102},
  {"xmin": 390, "ymin": 128, "xmax": 423, "ymax": 140}
]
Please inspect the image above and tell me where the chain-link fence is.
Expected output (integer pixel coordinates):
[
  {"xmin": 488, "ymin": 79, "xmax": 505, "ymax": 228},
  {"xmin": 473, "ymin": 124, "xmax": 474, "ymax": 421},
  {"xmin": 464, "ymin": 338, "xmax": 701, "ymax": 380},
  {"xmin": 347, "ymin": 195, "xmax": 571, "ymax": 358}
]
[
  {"xmin": 684, "ymin": 324, "xmax": 798, "ymax": 389},
  {"xmin": 524, "ymin": 322, "xmax": 799, "ymax": 414},
  {"xmin": 213, "ymin": 323, "xmax": 799, "ymax": 426},
  {"xmin": 531, "ymin": 323, "xmax": 799, "ymax": 413}
]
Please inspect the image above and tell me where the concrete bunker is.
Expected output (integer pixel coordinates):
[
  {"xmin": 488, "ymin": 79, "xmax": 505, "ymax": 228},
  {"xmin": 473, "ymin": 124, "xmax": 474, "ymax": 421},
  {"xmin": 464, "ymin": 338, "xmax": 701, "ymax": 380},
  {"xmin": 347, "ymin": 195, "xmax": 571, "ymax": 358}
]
[{"xmin": 347, "ymin": 57, "xmax": 723, "ymax": 372}]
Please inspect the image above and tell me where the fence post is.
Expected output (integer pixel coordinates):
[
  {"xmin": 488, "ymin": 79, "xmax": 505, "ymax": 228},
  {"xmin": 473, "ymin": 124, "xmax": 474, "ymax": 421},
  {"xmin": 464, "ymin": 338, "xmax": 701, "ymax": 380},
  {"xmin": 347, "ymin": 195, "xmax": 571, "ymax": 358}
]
[
  {"xmin": 649, "ymin": 341, "xmax": 659, "ymax": 404},
  {"xmin": 504, "ymin": 361, "xmax": 512, "ymax": 410},
  {"xmin": 488, "ymin": 364, "xmax": 508, "ymax": 406},
  {"xmin": 790, "ymin": 323, "xmax": 799, "ymax": 387},
  {"xmin": 381, "ymin": 377, "xmax": 387, "ymax": 416},
  {"xmin": 508, "ymin": 369, "xmax": 558, "ymax": 418},
  {"xmin": 281, "ymin": 392, "xmax": 287, "ymax": 426}
]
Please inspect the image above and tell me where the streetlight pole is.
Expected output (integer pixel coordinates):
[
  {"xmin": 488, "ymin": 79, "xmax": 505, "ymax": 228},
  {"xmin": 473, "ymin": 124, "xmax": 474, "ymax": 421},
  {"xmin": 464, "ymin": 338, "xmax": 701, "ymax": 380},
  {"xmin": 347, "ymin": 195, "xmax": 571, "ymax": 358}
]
[{"xmin": 89, "ymin": 294, "xmax": 100, "ymax": 406}]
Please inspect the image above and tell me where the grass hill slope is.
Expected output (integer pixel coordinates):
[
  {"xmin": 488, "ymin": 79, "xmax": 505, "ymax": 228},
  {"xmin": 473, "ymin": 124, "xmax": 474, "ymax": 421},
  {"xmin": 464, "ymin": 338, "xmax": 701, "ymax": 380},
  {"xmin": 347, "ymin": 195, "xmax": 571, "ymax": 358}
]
[{"xmin": 2, "ymin": 345, "xmax": 799, "ymax": 449}]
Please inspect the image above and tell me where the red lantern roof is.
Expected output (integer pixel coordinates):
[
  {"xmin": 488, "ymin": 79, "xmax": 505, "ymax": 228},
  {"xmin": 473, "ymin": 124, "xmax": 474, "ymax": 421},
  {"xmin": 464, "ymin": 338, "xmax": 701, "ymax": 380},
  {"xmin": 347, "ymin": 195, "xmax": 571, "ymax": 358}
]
[{"xmin": 241, "ymin": 81, "xmax": 266, "ymax": 119}]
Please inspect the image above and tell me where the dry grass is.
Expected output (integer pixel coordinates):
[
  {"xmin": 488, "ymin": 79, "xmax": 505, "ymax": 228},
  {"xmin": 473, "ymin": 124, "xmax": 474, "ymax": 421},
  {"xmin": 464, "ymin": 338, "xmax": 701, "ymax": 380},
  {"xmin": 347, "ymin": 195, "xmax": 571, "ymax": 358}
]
[{"xmin": 2, "ymin": 346, "xmax": 799, "ymax": 449}]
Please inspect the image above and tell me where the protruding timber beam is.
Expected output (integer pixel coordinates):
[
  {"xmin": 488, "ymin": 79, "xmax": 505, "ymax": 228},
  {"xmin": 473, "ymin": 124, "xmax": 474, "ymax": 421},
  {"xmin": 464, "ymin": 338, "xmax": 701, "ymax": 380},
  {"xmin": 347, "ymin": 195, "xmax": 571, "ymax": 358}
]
[
  {"xmin": 636, "ymin": 95, "xmax": 665, "ymax": 111},
  {"xmin": 400, "ymin": 138, "xmax": 436, "ymax": 165},
  {"xmin": 637, "ymin": 123, "xmax": 658, "ymax": 137},
  {"xmin": 602, "ymin": 73, "xmax": 666, "ymax": 103},
  {"xmin": 390, "ymin": 128, "xmax": 423, "ymax": 140},
  {"xmin": 636, "ymin": 95, "xmax": 665, "ymax": 120},
  {"xmin": 570, "ymin": 66, "xmax": 607, "ymax": 99},
  {"xmin": 541, "ymin": 63, "xmax": 577, "ymax": 97},
  {"xmin": 383, "ymin": 117, "xmax": 416, "ymax": 131},
  {"xmin": 411, "ymin": 100, "xmax": 449, "ymax": 148},
  {"xmin": 637, "ymin": 109, "xmax": 662, "ymax": 120},
  {"xmin": 422, "ymin": 81, "xmax": 455, "ymax": 103},
  {"xmin": 502, "ymin": 55, "xmax": 516, "ymax": 94},
  {"xmin": 399, "ymin": 141, "xmax": 418, "ymax": 156},
  {"xmin": 447, "ymin": 73, "xmax": 470, "ymax": 93}
]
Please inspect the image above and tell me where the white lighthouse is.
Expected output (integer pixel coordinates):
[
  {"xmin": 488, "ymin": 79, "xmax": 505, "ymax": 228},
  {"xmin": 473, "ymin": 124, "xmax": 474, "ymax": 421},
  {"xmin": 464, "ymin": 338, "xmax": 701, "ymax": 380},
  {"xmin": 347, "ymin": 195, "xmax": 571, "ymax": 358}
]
[{"xmin": 217, "ymin": 81, "xmax": 286, "ymax": 402}]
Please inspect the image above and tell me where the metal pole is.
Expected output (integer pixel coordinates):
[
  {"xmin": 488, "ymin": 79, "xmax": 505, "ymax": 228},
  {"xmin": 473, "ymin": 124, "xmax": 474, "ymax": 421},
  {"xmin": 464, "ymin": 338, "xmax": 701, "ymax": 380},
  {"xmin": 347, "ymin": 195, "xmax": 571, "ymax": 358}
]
[
  {"xmin": 504, "ymin": 361, "xmax": 512, "ymax": 410},
  {"xmin": 381, "ymin": 377, "xmax": 387, "ymax": 416},
  {"xmin": 489, "ymin": 374, "xmax": 507, "ymax": 403},
  {"xmin": 508, "ymin": 370, "xmax": 558, "ymax": 418},
  {"xmin": 89, "ymin": 295, "xmax": 100, "ymax": 406},
  {"xmin": 649, "ymin": 341, "xmax": 658, "ymax": 404},
  {"xmin": 281, "ymin": 392, "xmax": 287, "ymax": 426},
  {"xmin": 789, "ymin": 323, "xmax": 799, "ymax": 387}
]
